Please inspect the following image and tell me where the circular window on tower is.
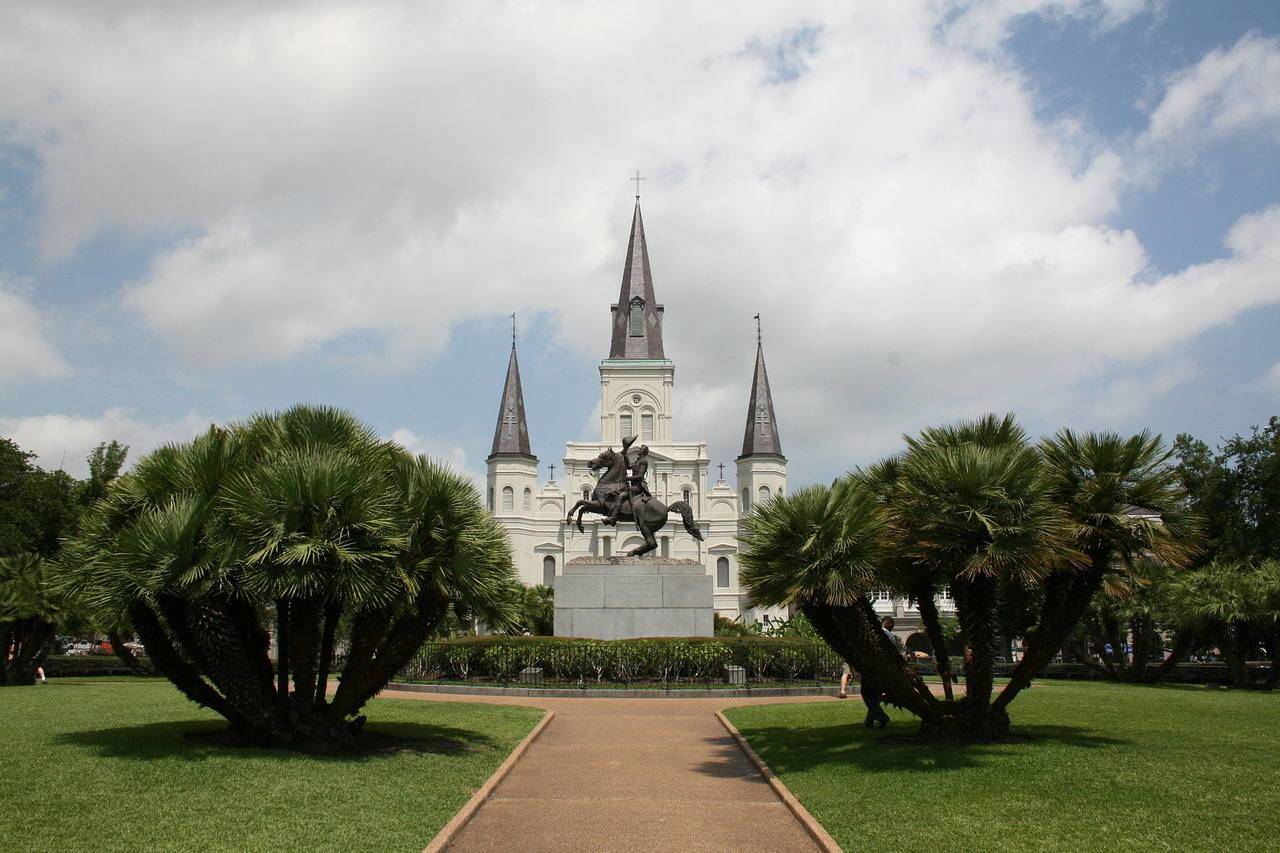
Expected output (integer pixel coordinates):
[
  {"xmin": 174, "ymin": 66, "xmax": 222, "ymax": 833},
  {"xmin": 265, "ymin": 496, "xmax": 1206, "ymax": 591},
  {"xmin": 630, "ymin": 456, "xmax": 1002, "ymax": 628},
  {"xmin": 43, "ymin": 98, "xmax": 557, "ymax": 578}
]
[{"xmin": 631, "ymin": 394, "xmax": 641, "ymax": 405}]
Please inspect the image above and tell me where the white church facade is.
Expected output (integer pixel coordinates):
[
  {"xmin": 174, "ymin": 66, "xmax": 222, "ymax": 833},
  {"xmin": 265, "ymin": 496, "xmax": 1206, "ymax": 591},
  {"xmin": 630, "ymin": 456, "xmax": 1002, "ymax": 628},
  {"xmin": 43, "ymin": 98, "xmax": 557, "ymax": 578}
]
[{"xmin": 484, "ymin": 201, "xmax": 787, "ymax": 624}]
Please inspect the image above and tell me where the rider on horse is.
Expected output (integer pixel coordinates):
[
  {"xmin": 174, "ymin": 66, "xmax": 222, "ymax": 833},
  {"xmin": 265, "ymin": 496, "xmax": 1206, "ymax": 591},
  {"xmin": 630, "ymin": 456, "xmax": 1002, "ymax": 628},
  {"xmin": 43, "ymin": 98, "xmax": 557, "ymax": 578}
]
[{"xmin": 604, "ymin": 434, "xmax": 651, "ymax": 526}]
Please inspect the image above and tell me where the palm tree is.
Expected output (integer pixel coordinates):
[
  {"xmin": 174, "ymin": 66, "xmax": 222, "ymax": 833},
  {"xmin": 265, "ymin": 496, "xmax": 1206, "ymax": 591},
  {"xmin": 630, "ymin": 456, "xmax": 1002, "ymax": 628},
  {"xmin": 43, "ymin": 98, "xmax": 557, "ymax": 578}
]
[
  {"xmin": 890, "ymin": 415, "xmax": 1079, "ymax": 736},
  {"xmin": 0, "ymin": 553, "xmax": 76, "ymax": 685},
  {"xmin": 996, "ymin": 430, "xmax": 1201, "ymax": 711},
  {"xmin": 62, "ymin": 405, "xmax": 517, "ymax": 748},
  {"xmin": 1165, "ymin": 559, "xmax": 1280, "ymax": 689}
]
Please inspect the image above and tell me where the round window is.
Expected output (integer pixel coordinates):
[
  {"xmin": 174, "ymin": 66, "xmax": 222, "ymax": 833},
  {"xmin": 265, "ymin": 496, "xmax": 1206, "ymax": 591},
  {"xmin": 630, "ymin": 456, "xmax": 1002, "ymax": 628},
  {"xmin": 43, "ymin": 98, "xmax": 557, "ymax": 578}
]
[{"xmin": 631, "ymin": 394, "xmax": 641, "ymax": 404}]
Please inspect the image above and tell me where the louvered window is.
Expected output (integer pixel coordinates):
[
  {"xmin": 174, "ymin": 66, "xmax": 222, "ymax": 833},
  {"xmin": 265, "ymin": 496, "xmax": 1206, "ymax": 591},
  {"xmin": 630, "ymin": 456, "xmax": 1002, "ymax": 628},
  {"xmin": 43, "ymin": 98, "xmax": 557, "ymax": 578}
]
[{"xmin": 629, "ymin": 298, "xmax": 645, "ymax": 336}]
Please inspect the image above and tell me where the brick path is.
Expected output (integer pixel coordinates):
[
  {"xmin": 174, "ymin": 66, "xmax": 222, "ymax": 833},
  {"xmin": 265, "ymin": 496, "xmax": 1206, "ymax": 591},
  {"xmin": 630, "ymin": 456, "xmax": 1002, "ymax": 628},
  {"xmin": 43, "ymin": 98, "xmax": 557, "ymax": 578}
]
[{"xmin": 383, "ymin": 690, "xmax": 832, "ymax": 852}]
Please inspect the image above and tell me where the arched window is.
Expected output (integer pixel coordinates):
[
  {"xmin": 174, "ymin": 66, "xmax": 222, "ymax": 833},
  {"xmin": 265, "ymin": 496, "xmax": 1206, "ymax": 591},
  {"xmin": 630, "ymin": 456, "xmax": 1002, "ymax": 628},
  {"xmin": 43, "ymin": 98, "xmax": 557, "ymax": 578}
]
[
  {"xmin": 758, "ymin": 485, "xmax": 771, "ymax": 504},
  {"xmin": 502, "ymin": 486, "xmax": 514, "ymax": 511},
  {"xmin": 641, "ymin": 412, "xmax": 654, "ymax": 441},
  {"xmin": 488, "ymin": 488, "xmax": 494, "ymax": 511},
  {"xmin": 543, "ymin": 555, "xmax": 556, "ymax": 587},
  {"xmin": 717, "ymin": 557, "xmax": 730, "ymax": 588},
  {"xmin": 523, "ymin": 487, "xmax": 532, "ymax": 511},
  {"xmin": 682, "ymin": 487, "xmax": 691, "ymax": 504},
  {"xmin": 741, "ymin": 488, "xmax": 750, "ymax": 512},
  {"xmin": 619, "ymin": 412, "xmax": 633, "ymax": 439},
  {"xmin": 629, "ymin": 297, "xmax": 645, "ymax": 336},
  {"xmin": 581, "ymin": 486, "xmax": 591, "ymax": 501}
]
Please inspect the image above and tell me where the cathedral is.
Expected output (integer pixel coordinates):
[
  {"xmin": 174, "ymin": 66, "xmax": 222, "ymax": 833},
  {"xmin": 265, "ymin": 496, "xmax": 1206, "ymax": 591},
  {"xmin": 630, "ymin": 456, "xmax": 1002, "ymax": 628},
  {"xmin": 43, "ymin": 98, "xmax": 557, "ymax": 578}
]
[{"xmin": 484, "ymin": 200, "xmax": 787, "ymax": 623}]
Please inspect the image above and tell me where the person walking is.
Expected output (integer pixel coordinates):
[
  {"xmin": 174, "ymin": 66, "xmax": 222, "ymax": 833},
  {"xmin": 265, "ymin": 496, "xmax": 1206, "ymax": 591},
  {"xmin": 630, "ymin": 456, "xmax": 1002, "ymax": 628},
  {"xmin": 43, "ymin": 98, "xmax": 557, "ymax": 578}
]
[{"xmin": 860, "ymin": 667, "xmax": 890, "ymax": 728}]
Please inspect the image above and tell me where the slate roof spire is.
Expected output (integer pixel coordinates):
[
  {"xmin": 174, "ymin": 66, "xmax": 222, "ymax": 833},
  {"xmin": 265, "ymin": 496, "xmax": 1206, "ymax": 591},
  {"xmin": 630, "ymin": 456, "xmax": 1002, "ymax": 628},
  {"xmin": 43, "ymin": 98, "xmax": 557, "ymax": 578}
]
[
  {"xmin": 609, "ymin": 202, "xmax": 665, "ymax": 359},
  {"xmin": 738, "ymin": 335, "xmax": 784, "ymax": 460},
  {"xmin": 488, "ymin": 337, "xmax": 536, "ymax": 461}
]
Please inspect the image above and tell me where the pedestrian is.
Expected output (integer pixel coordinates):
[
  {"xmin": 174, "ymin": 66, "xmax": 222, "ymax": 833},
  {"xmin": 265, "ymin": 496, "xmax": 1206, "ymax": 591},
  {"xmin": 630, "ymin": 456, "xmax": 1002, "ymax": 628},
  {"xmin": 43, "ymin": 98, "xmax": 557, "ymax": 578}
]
[
  {"xmin": 860, "ymin": 668, "xmax": 890, "ymax": 729},
  {"xmin": 838, "ymin": 661, "xmax": 852, "ymax": 698}
]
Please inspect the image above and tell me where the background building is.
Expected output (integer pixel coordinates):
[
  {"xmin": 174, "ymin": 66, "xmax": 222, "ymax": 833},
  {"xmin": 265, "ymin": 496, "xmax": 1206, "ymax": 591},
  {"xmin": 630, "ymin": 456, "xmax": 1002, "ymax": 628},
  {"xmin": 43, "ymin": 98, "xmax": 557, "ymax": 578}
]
[{"xmin": 485, "ymin": 201, "xmax": 787, "ymax": 625}]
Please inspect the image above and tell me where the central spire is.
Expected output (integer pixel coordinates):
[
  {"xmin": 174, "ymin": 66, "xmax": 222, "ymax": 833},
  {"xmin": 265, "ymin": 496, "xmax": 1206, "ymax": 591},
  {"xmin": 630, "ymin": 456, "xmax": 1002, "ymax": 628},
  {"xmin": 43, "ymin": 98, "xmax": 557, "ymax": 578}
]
[{"xmin": 609, "ymin": 202, "xmax": 665, "ymax": 359}]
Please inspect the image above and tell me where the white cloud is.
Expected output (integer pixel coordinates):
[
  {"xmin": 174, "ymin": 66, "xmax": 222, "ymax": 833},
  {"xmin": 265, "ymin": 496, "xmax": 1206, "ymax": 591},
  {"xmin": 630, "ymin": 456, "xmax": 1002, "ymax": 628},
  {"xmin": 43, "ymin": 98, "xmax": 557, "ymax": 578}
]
[
  {"xmin": 0, "ymin": 2, "xmax": 1276, "ymax": 479},
  {"xmin": 1138, "ymin": 32, "xmax": 1280, "ymax": 160},
  {"xmin": 941, "ymin": 0, "xmax": 1160, "ymax": 52},
  {"xmin": 0, "ymin": 408, "xmax": 208, "ymax": 477},
  {"xmin": 0, "ymin": 282, "xmax": 70, "ymax": 390},
  {"xmin": 387, "ymin": 427, "xmax": 483, "ymax": 490},
  {"xmin": 1261, "ymin": 363, "xmax": 1280, "ymax": 396}
]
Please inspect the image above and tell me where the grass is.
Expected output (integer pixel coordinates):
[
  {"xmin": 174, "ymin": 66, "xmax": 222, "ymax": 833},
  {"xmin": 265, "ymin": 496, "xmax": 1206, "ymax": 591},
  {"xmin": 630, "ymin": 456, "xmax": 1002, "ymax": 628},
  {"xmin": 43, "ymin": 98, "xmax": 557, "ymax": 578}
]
[
  {"xmin": 725, "ymin": 681, "xmax": 1280, "ymax": 852},
  {"xmin": 0, "ymin": 678, "xmax": 544, "ymax": 853}
]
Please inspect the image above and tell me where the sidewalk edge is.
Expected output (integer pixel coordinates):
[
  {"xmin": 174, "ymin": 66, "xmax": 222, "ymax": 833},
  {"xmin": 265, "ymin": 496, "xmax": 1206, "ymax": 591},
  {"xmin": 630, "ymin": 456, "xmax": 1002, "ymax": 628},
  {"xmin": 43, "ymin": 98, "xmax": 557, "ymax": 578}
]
[
  {"xmin": 715, "ymin": 710, "xmax": 844, "ymax": 853},
  {"xmin": 422, "ymin": 709, "xmax": 555, "ymax": 853}
]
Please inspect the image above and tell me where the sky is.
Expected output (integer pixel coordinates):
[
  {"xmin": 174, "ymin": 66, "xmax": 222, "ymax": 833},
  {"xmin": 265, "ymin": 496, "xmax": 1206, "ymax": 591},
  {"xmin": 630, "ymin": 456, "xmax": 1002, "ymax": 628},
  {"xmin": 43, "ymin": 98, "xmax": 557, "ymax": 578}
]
[{"xmin": 1, "ymin": 0, "xmax": 1278, "ymax": 488}]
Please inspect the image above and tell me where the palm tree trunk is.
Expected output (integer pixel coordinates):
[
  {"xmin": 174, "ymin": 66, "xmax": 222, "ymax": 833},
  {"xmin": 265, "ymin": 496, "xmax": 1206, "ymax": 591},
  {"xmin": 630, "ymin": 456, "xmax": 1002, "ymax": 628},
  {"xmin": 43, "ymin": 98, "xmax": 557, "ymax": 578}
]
[
  {"xmin": 995, "ymin": 560, "xmax": 1108, "ymax": 712},
  {"xmin": 955, "ymin": 576, "xmax": 1005, "ymax": 736},
  {"xmin": 276, "ymin": 598, "xmax": 290, "ymax": 703},
  {"xmin": 1142, "ymin": 629, "xmax": 1195, "ymax": 683},
  {"xmin": 802, "ymin": 600, "xmax": 941, "ymax": 720},
  {"xmin": 129, "ymin": 601, "xmax": 238, "ymax": 721},
  {"xmin": 914, "ymin": 586, "xmax": 953, "ymax": 702},
  {"xmin": 315, "ymin": 603, "xmax": 341, "ymax": 706},
  {"xmin": 108, "ymin": 630, "xmax": 149, "ymax": 675},
  {"xmin": 287, "ymin": 598, "xmax": 321, "ymax": 705}
]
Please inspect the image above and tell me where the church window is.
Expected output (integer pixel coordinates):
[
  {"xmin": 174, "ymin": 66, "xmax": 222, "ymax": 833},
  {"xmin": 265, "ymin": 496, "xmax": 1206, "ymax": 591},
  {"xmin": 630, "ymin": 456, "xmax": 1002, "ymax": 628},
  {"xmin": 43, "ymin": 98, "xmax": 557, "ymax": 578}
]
[
  {"xmin": 619, "ymin": 412, "xmax": 633, "ymax": 438},
  {"xmin": 758, "ymin": 485, "xmax": 771, "ymax": 504},
  {"xmin": 682, "ymin": 487, "xmax": 691, "ymax": 503},
  {"xmin": 629, "ymin": 297, "xmax": 645, "ymax": 336},
  {"xmin": 488, "ymin": 488, "xmax": 494, "ymax": 511},
  {"xmin": 741, "ymin": 488, "xmax": 750, "ymax": 512},
  {"xmin": 502, "ymin": 486, "xmax": 514, "ymax": 511},
  {"xmin": 641, "ymin": 412, "xmax": 654, "ymax": 441},
  {"xmin": 543, "ymin": 555, "xmax": 556, "ymax": 587},
  {"xmin": 717, "ymin": 557, "xmax": 730, "ymax": 588},
  {"xmin": 660, "ymin": 537, "xmax": 669, "ymax": 557},
  {"xmin": 523, "ymin": 487, "xmax": 532, "ymax": 511},
  {"xmin": 582, "ymin": 486, "xmax": 591, "ymax": 501}
]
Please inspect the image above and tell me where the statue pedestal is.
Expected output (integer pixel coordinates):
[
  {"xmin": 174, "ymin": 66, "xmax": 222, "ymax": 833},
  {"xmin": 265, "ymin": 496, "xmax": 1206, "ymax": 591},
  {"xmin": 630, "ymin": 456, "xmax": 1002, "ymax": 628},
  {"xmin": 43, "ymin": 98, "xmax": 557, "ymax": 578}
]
[{"xmin": 553, "ymin": 557, "xmax": 714, "ymax": 639}]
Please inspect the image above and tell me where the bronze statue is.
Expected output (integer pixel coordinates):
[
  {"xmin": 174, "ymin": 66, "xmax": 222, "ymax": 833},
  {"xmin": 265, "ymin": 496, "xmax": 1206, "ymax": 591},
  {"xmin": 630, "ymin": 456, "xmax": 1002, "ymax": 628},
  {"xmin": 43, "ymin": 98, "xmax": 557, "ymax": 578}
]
[{"xmin": 565, "ymin": 436, "xmax": 702, "ymax": 557}]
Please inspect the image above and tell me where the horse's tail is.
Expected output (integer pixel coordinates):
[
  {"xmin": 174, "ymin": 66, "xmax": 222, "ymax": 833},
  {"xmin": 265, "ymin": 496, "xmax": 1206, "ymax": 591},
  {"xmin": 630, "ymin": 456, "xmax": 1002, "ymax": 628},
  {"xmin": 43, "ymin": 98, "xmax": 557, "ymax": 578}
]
[{"xmin": 668, "ymin": 500, "xmax": 703, "ymax": 541}]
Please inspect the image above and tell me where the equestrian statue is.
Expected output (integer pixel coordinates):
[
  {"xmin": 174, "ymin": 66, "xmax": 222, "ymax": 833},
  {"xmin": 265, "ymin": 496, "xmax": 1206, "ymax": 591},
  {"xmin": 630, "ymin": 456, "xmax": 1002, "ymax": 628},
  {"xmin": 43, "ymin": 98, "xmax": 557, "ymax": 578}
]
[{"xmin": 565, "ymin": 435, "xmax": 703, "ymax": 557}]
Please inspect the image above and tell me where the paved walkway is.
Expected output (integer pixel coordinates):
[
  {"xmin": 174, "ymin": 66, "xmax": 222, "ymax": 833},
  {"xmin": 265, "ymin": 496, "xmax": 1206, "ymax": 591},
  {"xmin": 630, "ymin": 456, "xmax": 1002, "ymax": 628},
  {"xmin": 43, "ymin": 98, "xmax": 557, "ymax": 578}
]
[{"xmin": 383, "ymin": 689, "xmax": 832, "ymax": 852}]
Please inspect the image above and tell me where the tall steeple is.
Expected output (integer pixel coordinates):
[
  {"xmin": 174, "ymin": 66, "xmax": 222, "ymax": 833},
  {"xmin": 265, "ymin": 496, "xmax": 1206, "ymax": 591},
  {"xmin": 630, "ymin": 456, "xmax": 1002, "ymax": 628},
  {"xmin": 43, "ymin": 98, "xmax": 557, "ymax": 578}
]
[
  {"xmin": 738, "ymin": 339, "xmax": 784, "ymax": 460},
  {"xmin": 488, "ymin": 339, "xmax": 535, "ymax": 461},
  {"xmin": 609, "ymin": 202, "xmax": 665, "ymax": 359}
]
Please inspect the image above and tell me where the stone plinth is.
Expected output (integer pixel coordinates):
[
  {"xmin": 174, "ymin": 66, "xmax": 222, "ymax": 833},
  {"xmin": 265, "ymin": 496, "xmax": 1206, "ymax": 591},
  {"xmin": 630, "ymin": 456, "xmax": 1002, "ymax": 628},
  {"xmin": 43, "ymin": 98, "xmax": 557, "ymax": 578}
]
[{"xmin": 554, "ymin": 557, "xmax": 714, "ymax": 639}]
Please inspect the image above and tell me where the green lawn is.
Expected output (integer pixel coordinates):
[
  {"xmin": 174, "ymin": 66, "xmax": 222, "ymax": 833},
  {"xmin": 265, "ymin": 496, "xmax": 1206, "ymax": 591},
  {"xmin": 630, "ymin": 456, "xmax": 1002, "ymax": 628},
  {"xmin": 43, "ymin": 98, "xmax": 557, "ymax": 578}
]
[
  {"xmin": 726, "ymin": 681, "xmax": 1280, "ymax": 852},
  {"xmin": 0, "ymin": 678, "xmax": 543, "ymax": 853}
]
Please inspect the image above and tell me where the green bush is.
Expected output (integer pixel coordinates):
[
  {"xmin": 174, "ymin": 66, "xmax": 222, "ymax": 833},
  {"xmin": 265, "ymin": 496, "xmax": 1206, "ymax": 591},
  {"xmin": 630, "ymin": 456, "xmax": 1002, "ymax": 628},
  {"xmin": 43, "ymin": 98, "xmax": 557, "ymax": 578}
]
[{"xmin": 399, "ymin": 635, "xmax": 842, "ymax": 686}]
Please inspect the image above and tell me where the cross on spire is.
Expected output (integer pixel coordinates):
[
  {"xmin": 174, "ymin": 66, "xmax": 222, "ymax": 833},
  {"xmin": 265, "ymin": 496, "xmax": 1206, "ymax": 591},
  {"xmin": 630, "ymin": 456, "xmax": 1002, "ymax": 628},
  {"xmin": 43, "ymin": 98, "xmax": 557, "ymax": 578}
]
[
  {"xmin": 754, "ymin": 313, "xmax": 761, "ymax": 345},
  {"xmin": 511, "ymin": 313, "xmax": 517, "ymax": 346},
  {"xmin": 631, "ymin": 170, "xmax": 646, "ymax": 200}
]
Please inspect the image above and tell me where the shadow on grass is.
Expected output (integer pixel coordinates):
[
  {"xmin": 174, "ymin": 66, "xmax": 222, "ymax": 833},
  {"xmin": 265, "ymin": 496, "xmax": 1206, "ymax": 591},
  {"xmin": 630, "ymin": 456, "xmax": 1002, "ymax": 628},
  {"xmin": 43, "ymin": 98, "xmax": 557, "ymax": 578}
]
[
  {"xmin": 57, "ymin": 719, "xmax": 495, "ymax": 763},
  {"xmin": 716, "ymin": 722, "xmax": 1130, "ymax": 776}
]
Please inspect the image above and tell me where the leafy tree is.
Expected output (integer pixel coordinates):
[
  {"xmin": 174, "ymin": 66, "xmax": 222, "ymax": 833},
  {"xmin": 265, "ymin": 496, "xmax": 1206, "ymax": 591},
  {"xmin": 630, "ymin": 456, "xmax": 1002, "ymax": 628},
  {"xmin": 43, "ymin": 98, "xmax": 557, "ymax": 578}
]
[
  {"xmin": 0, "ymin": 438, "xmax": 78, "ymax": 559},
  {"xmin": 62, "ymin": 406, "xmax": 517, "ymax": 749},
  {"xmin": 0, "ymin": 554, "xmax": 78, "ymax": 685},
  {"xmin": 76, "ymin": 440, "xmax": 130, "ymax": 507}
]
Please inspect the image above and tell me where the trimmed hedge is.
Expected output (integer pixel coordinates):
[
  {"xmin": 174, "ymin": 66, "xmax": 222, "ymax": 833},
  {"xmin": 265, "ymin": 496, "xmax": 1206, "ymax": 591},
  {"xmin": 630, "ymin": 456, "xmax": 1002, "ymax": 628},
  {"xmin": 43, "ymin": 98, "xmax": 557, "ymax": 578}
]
[
  {"xmin": 42, "ymin": 655, "xmax": 157, "ymax": 678},
  {"xmin": 394, "ymin": 636, "xmax": 844, "ymax": 686}
]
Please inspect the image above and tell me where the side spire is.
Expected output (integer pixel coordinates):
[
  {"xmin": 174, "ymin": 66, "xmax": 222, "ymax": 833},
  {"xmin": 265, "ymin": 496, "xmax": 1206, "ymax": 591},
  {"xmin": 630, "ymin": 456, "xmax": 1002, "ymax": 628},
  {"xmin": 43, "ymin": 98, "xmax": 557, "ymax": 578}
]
[
  {"xmin": 738, "ymin": 326, "xmax": 784, "ymax": 460},
  {"xmin": 609, "ymin": 201, "xmax": 665, "ymax": 359},
  {"xmin": 488, "ymin": 331, "xmax": 536, "ymax": 460}
]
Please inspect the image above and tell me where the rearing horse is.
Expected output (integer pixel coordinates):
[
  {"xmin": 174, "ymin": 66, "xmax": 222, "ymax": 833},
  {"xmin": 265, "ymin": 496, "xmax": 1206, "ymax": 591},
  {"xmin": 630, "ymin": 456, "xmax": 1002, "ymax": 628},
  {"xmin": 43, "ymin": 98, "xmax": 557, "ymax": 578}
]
[{"xmin": 564, "ymin": 446, "xmax": 702, "ymax": 557}]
